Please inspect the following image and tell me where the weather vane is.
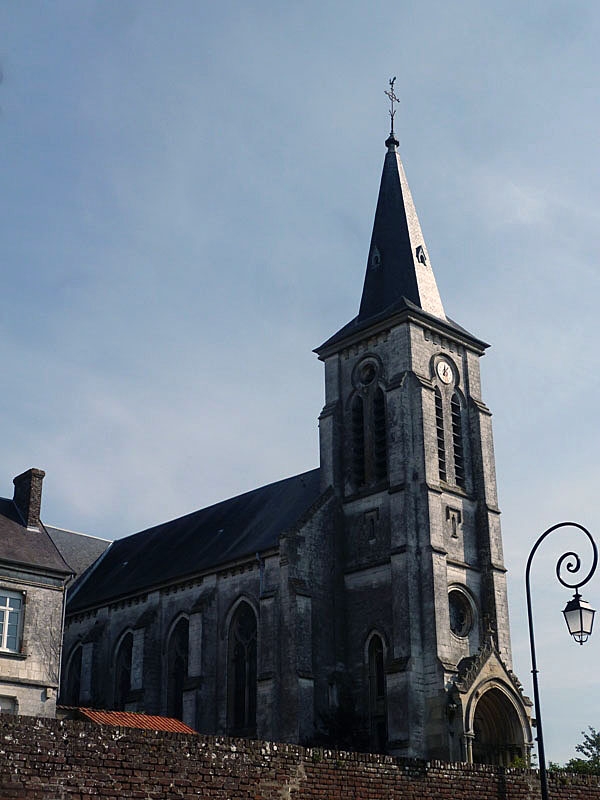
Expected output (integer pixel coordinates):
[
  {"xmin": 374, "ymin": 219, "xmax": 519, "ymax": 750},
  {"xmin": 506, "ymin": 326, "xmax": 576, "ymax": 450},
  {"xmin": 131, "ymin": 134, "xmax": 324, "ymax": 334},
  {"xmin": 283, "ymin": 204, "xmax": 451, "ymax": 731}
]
[{"xmin": 384, "ymin": 76, "xmax": 399, "ymax": 135}]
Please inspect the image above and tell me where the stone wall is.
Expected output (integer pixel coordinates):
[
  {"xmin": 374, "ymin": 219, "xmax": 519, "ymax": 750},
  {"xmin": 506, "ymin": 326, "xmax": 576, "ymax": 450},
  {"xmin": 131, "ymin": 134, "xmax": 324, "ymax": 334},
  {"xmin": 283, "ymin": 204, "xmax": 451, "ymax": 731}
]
[{"xmin": 1, "ymin": 716, "xmax": 600, "ymax": 800}]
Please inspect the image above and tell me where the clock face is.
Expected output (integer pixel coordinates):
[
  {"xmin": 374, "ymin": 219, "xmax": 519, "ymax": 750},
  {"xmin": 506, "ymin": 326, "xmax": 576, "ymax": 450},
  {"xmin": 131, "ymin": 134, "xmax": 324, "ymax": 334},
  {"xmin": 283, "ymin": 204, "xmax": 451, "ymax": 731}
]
[{"xmin": 436, "ymin": 360, "xmax": 453, "ymax": 385}]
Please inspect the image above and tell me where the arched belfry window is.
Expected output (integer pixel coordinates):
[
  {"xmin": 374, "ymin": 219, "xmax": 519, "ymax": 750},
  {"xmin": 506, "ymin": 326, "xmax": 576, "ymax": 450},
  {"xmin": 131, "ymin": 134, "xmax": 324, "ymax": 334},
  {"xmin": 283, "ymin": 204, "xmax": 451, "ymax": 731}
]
[
  {"xmin": 367, "ymin": 634, "xmax": 387, "ymax": 752},
  {"xmin": 435, "ymin": 387, "xmax": 447, "ymax": 482},
  {"xmin": 227, "ymin": 602, "xmax": 257, "ymax": 736},
  {"xmin": 166, "ymin": 617, "xmax": 189, "ymax": 721},
  {"xmin": 114, "ymin": 632, "xmax": 133, "ymax": 711},
  {"xmin": 350, "ymin": 359, "xmax": 388, "ymax": 491},
  {"xmin": 451, "ymin": 392, "xmax": 465, "ymax": 489}
]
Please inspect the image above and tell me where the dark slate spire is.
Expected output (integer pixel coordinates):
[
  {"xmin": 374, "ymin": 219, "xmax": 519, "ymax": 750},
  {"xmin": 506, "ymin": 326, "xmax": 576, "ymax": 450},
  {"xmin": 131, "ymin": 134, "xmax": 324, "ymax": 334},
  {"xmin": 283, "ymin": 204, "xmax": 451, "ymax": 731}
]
[{"xmin": 358, "ymin": 133, "xmax": 446, "ymax": 323}]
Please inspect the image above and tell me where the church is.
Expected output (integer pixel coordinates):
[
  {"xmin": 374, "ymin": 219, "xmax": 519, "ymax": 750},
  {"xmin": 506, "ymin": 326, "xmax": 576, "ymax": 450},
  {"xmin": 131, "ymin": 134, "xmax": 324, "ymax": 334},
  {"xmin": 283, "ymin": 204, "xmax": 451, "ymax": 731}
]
[{"xmin": 60, "ymin": 115, "xmax": 533, "ymax": 765}]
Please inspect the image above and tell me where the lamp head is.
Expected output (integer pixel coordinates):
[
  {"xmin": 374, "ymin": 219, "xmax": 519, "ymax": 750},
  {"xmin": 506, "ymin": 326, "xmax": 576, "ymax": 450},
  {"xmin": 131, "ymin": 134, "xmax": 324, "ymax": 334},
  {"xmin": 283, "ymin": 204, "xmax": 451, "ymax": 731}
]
[{"xmin": 563, "ymin": 592, "xmax": 596, "ymax": 645}]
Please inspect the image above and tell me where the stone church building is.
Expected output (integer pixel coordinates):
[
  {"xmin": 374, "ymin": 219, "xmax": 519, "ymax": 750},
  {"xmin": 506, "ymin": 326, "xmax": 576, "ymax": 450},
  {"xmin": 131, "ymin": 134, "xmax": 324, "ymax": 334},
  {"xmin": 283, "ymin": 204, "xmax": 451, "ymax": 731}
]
[{"xmin": 61, "ymin": 125, "xmax": 533, "ymax": 765}]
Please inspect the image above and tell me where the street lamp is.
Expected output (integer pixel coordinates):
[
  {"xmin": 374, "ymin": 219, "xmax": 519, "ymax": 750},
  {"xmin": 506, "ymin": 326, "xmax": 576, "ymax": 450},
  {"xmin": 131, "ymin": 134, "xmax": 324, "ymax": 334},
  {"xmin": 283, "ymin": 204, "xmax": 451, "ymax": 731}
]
[
  {"xmin": 563, "ymin": 593, "xmax": 595, "ymax": 644},
  {"xmin": 525, "ymin": 522, "xmax": 598, "ymax": 800}
]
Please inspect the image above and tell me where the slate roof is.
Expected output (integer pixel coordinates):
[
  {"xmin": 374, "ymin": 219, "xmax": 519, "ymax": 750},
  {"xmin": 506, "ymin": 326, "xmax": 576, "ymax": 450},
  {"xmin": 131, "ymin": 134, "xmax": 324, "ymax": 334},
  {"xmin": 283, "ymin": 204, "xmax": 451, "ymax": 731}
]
[
  {"xmin": 67, "ymin": 468, "xmax": 322, "ymax": 614},
  {"xmin": 62, "ymin": 707, "xmax": 196, "ymax": 734},
  {"xmin": 316, "ymin": 296, "xmax": 488, "ymax": 355},
  {"xmin": 316, "ymin": 135, "xmax": 487, "ymax": 356},
  {"xmin": 0, "ymin": 498, "xmax": 72, "ymax": 577},
  {"xmin": 46, "ymin": 526, "xmax": 111, "ymax": 585}
]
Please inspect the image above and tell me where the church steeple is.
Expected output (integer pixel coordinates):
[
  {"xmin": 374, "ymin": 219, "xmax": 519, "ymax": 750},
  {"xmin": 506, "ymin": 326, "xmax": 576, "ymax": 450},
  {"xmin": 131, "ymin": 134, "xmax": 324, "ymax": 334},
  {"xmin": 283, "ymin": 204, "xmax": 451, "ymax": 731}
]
[{"xmin": 358, "ymin": 131, "xmax": 446, "ymax": 323}]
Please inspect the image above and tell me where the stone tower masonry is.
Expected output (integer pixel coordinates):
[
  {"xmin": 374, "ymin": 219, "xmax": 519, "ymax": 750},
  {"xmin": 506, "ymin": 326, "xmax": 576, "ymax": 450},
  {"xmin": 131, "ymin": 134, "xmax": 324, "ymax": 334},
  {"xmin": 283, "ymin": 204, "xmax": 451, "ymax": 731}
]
[{"xmin": 315, "ymin": 128, "xmax": 532, "ymax": 763}]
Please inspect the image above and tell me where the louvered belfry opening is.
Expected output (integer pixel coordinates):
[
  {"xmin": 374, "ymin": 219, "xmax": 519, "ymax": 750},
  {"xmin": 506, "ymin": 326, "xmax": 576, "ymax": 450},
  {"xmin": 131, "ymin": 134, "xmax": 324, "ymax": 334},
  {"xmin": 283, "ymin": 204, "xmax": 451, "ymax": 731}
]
[
  {"xmin": 435, "ymin": 387, "xmax": 447, "ymax": 482},
  {"xmin": 351, "ymin": 395, "xmax": 366, "ymax": 487},
  {"xmin": 373, "ymin": 388, "xmax": 387, "ymax": 482},
  {"xmin": 451, "ymin": 393, "xmax": 465, "ymax": 489}
]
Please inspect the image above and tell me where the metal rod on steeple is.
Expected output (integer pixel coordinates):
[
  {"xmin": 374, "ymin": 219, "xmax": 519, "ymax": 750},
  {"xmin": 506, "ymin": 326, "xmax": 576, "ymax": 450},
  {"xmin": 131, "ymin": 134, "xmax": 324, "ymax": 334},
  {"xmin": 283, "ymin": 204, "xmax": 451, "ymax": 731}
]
[{"xmin": 384, "ymin": 76, "xmax": 399, "ymax": 137}]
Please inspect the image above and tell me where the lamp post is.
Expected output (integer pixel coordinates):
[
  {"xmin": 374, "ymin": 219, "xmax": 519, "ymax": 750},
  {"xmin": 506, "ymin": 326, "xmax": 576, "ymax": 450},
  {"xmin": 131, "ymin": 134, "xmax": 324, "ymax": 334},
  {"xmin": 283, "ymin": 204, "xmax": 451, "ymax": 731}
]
[{"xmin": 525, "ymin": 522, "xmax": 598, "ymax": 800}]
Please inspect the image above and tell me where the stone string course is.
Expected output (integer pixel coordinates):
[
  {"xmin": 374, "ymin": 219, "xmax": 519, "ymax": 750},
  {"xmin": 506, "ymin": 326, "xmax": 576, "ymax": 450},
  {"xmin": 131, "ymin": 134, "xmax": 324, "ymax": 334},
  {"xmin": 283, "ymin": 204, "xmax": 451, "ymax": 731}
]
[{"xmin": 1, "ymin": 717, "xmax": 600, "ymax": 800}]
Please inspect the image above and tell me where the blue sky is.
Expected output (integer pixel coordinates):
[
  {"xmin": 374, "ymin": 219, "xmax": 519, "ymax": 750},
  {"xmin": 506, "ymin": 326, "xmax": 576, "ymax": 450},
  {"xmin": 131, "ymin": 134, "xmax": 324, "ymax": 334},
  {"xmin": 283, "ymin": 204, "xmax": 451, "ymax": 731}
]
[{"xmin": 2, "ymin": 0, "xmax": 600, "ymax": 763}]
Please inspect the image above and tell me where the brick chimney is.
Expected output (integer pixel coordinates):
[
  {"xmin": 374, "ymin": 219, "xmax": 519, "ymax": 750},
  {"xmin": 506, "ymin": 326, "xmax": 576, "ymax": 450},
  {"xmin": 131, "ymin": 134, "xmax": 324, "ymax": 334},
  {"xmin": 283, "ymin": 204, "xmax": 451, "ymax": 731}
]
[{"xmin": 13, "ymin": 468, "xmax": 46, "ymax": 529}]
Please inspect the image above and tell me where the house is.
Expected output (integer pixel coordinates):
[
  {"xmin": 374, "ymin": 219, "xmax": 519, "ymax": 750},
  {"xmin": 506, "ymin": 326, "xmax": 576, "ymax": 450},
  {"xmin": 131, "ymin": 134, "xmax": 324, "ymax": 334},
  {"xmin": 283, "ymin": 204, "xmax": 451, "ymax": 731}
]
[{"xmin": 0, "ymin": 469, "xmax": 72, "ymax": 716}]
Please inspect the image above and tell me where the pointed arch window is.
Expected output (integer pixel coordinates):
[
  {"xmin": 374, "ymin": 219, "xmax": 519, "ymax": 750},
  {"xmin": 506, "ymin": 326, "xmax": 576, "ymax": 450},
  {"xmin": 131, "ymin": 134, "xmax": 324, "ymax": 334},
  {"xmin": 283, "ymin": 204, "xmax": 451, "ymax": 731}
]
[
  {"xmin": 166, "ymin": 617, "xmax": 189, "ymax": 721},
  {"xmin": 435, "ymin": 387, "xmax": 447, "ymax": 482},
  {"xmin": 114, "ymin": 632, "xmax": 133, "ymax": 711},
  {"xmin": 227, "ymin": 602, "xmax": 257, "ymax": 736},
  {"xmin": 451, "ymin": 392, "xmax": 465, "ymax": 489},
  {"xmin": 64, "ymin": 645, "xmax": 83, "ymax": 706},
  {"xmin": 368, "ymin": 634, "xmax": 387, "ymax": 752},
  {"xmin": 350, "ymin": 361, "xmax": 388, "ymax": 491}
]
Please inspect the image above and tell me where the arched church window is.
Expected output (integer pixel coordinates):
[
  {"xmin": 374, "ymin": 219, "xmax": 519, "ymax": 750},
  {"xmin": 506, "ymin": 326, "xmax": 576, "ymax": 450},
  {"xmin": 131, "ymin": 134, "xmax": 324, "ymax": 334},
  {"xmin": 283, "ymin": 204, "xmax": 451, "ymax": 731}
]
[
  {"xmin": 351, "ymin": 395, "xmax": 366, "ymax": 487},
  {"xmin": 367, "ymin": 634, "xmax": 387, "ymax": 752},
  {"xmin": 435, "ymin": 387, "xmax": 447, "ymax": 482},
  {"xmin": 114, "ymin": 632, "xmax": 133, "ymax": 711},
  {"xmin": 64, "ymin": 645, "xmax": 82, "ymax": 706},
  {"xmin": 166, "ymin": 617, "xmax": 189, "ymax": 721},
  {"xmin": 227, "ymin": 602, "xmax": 257, "ymax": 736},
  {"xmin": 451, "ymin": 392, "xmax": 465, "ymax": 489}
]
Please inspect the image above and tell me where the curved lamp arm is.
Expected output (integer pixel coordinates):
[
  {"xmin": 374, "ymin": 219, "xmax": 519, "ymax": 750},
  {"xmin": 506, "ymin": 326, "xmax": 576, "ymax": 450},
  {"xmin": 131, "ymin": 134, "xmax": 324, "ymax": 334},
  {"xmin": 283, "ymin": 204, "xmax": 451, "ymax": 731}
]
[{"xmin": 525, "ymin": 522, "xmax": 598, "ymax": 800}]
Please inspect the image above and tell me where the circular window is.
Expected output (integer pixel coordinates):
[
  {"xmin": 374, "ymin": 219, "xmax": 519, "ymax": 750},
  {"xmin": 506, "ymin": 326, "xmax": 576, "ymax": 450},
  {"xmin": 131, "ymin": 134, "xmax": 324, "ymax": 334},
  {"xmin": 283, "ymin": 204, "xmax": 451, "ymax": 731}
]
[
  {"xmin": 448, "ymin": 590, "xmax": 474, "ymax": 638},
  {"xmin": 359, "ymin": 362, "xmax": 377, "ymax": 386}
]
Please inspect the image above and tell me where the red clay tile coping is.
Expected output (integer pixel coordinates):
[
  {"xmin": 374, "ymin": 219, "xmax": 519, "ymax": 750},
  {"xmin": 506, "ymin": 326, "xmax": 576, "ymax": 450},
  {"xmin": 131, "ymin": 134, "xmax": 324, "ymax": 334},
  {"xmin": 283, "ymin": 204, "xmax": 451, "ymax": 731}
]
[{"xmin": 75, "ymin": 707, "xmax": 196, "ymax": 734}]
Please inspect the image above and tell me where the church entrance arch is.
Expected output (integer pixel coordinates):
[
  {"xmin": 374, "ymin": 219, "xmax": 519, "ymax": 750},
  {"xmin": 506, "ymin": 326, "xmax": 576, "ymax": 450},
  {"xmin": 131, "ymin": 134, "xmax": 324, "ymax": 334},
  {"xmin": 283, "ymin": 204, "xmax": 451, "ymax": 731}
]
[{"xmin": 471, "ymin": 687, "xmax": 526, "ymax": 765}]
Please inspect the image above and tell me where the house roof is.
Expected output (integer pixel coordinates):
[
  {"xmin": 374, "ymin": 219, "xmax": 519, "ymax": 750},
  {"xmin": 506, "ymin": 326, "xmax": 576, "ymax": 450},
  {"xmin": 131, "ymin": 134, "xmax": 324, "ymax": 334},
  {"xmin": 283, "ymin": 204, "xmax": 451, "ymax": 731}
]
[
  {"xmin": 0, "ymin": 498, "xmax": 72, "ymax": 577},
  {"xmin": 67, "ymin": 468, "xmax": 322, "ymax": 613},
  {"xmin": 46, "ymin": 526, "xmax": 111, "ymax": 585},
  {"xmin": 64, "ymin": 707, "xmax": 196, "ymax": 734}
]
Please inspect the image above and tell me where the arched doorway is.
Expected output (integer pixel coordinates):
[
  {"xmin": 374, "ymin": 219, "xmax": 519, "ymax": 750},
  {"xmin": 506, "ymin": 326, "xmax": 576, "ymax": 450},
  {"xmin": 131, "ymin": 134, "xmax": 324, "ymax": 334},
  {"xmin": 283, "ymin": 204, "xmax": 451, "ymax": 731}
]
[{"xmin": 472, "ymin": 688, "xmax": 526, "ymax": 765}]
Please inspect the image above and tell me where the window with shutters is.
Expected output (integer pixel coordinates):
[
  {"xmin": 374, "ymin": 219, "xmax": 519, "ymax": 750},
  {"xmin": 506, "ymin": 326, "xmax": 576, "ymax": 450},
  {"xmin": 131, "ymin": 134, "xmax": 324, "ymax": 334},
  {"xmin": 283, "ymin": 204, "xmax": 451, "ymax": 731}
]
[
  {"xmin": 451, "ymin": 392, "xmax": 465, "ymax": 489},
  {"xmin": 435, "ymin": 387, "xmax": 447, "ymax": 482}
]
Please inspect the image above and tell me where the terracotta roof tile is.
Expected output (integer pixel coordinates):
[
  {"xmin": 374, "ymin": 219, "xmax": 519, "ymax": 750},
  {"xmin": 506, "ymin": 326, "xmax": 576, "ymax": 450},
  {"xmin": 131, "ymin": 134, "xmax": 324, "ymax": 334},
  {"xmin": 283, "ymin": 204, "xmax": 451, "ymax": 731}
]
[{"xmin": 75, "ymin": 708, "xmax": 196, "ymax": 734}]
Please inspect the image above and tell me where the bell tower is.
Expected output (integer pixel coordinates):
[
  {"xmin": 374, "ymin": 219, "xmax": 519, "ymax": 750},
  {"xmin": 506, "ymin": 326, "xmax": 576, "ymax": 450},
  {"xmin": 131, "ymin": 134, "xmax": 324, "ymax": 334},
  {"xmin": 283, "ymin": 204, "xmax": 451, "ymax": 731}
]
[{"xmin": 315, "ymin": 109, "xmax": 532, "ymax": 762}]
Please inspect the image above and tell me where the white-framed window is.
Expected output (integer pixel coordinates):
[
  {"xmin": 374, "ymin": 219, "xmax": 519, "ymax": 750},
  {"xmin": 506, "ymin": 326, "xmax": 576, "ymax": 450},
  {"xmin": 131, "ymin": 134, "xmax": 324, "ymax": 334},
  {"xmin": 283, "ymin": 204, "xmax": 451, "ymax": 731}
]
[{"xmin": 0, "ymin": 591, "xmax": 24, "ymax": 652}]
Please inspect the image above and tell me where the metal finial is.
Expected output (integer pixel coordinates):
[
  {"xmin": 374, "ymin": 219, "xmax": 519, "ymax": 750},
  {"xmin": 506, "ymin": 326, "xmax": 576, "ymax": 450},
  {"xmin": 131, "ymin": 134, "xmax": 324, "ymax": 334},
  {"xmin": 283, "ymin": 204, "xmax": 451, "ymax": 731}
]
[{"xmin": 384, "ymin": 76, "xmax": 399, "ymax": 136}]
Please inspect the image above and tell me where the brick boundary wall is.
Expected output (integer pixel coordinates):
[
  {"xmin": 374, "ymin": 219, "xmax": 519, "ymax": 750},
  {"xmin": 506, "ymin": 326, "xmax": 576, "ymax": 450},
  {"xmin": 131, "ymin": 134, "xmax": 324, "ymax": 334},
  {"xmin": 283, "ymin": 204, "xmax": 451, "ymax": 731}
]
[{"xmin": 1, "ymin": 717, "xmax": 600, "ymax": 800}]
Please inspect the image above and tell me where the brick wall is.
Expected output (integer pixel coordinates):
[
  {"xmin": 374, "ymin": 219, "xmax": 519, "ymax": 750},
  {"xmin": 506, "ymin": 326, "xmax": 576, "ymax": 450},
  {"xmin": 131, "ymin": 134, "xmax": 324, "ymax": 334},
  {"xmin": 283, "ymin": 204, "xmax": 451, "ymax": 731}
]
[{"xmin": 1, "ymin": 716, "xmax": 599, "ymax": 800}]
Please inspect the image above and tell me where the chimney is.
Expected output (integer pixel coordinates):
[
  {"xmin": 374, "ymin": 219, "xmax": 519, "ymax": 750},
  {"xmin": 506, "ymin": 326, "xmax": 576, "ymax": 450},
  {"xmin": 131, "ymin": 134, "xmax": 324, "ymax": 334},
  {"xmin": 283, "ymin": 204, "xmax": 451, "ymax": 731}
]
[{"xmin": 13, "ymin": 468, "xmax": 46, "ymax": 529}]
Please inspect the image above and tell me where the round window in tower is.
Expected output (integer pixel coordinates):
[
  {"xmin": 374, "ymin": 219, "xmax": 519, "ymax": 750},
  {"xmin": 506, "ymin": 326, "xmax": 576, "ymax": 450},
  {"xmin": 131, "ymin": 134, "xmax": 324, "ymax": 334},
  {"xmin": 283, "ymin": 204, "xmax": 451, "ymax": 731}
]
[
  {"xmin": 448, "ymin": 589, "xmax": 474, "ymax": 638},
  {"xmin": 359, "ymin": 362, "xmax": 377, "ymax": 386}
]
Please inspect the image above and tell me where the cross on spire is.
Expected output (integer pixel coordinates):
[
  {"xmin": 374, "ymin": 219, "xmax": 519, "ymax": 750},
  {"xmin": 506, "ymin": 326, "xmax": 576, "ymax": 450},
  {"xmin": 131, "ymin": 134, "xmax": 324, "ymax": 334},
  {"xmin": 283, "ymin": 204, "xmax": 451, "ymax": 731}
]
[{"xmin": 384, "ymin": 76, "xmax": 399, "ymax": 136}]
